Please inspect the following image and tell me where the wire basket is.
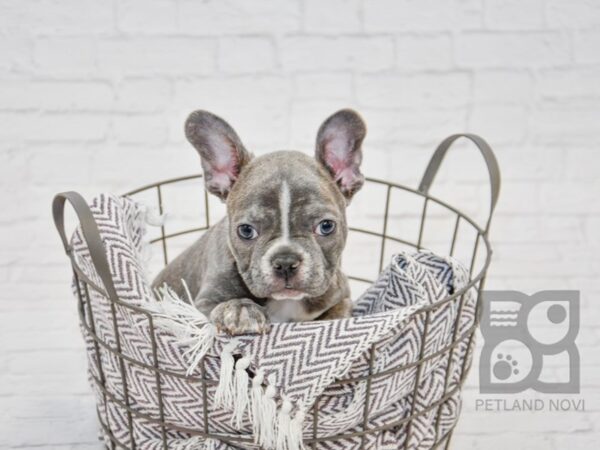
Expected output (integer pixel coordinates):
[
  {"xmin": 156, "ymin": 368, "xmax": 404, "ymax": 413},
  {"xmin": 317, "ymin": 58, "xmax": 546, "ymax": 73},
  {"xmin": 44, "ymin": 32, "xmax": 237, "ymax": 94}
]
[{"xmin": 54, "ymin": 134, "xmax": 500, "ymax": 449}]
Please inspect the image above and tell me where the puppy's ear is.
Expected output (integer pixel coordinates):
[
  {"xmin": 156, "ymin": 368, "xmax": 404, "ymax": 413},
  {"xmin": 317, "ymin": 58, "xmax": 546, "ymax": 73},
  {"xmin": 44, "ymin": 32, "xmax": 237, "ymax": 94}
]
[
  {"xmin": 315, "ymin": 109, "xmax": 366, "ymax": 200},
  {"xmin": 185, "ymin": 110, "xmax": 252, "ymax": 201}
]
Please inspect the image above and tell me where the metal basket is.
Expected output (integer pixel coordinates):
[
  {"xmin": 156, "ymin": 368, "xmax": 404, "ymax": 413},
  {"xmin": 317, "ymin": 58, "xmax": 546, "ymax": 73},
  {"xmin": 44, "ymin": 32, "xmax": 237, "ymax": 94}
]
[{"xmin": 53, "ymin": 134, "xmax": 500, "ymax": 449}]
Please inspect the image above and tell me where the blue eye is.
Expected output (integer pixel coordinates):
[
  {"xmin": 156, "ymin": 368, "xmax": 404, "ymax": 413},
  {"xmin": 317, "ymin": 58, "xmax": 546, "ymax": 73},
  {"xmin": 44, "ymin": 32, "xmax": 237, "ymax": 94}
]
[
  {"xmin": 316, "ymin": 220, "xmax": 336, "ymax": 236},
  {"xmin": 237, "ymin": 224, "xmax": 258, "ymax": 240}
]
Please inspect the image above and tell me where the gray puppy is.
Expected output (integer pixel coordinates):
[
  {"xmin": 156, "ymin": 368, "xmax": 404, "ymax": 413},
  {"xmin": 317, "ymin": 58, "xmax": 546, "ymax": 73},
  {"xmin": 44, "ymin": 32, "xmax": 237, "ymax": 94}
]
[{"xmin": 153, "ymin": 109, "xmax": 367, "ymax": 335}]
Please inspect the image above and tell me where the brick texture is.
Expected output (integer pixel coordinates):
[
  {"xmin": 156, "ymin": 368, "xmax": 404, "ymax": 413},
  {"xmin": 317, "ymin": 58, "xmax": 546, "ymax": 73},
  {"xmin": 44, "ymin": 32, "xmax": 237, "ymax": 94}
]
[{"xmin": 1, "ymin": 0, "xmax": 599, "ymax": 448}]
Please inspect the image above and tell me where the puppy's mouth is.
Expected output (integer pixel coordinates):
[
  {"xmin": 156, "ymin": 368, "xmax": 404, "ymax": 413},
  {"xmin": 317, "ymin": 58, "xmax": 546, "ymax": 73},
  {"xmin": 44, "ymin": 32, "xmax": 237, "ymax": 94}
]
[{"xmin": 270, "ymin": 289, "xmax": 307, "ymax": 301}]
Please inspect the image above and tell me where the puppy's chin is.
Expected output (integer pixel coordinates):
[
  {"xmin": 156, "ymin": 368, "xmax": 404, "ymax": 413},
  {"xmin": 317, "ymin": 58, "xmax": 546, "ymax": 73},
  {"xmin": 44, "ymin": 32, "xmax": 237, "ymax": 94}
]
[{"xmin": 270, "ymin": 289, "xmax": 307, "ymax": 301}]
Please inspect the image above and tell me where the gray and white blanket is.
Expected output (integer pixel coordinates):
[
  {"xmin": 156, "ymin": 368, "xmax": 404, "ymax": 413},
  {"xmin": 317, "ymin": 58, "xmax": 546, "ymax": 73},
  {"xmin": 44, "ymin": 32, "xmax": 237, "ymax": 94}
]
[{"xmin": 71, "ymin": 193, "xmax": 476, "ymax": 450}]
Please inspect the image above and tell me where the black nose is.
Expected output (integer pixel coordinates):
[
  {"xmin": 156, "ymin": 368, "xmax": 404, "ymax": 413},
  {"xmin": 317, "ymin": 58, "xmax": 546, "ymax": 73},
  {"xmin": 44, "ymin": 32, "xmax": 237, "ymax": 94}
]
[{"xmin": 272, "ymin": 253, "xmax": 301, "ymax": 280}]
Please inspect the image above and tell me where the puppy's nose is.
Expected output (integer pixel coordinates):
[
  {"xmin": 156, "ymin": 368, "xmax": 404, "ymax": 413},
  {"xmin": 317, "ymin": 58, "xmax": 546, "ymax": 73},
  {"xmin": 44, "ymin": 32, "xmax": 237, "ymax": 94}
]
[{"xmin": 272, "ymin": 253, "xmax": 301, "ymax": 280}]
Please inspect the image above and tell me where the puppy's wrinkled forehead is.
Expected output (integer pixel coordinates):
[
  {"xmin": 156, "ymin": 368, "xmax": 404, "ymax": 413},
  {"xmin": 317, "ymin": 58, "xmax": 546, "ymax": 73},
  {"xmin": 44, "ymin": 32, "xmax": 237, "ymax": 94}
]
[{"xmin": 227, "ymin": 151, "xmax": 345, "ymax": 222}]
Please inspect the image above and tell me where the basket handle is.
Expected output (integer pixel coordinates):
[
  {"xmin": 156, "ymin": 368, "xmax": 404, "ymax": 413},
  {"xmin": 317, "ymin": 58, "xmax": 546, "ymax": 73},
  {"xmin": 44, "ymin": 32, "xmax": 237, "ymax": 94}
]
[
  {"xmin": 52, "ymin": 191, "xmax": 119, "ymax": 302},
  {"xmin": 418, "ymin": 133, "xmax": 500, "ymax": 234}
]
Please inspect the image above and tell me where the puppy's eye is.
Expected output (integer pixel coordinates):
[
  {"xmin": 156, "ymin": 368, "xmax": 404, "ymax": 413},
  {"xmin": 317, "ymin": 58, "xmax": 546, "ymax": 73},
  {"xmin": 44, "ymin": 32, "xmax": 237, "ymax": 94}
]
[
  {"xmin": 237, "ymin": 224, "xmax": 258, "ymax": 240},
  {"xmin": 316, "ymin": 219, "xmax": 336, "ymax": 236}
]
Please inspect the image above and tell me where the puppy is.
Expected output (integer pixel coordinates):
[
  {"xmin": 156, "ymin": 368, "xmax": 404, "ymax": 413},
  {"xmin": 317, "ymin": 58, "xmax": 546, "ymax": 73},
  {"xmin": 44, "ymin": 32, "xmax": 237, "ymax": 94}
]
[{"xmin": 153, "ymin": 109, "xmax": 367, "ymax": 335}]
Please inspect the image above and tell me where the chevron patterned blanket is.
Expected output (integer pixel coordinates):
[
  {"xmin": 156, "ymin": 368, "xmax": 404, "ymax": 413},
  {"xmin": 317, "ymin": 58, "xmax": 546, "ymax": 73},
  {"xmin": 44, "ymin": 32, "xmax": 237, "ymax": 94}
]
[{"xmin": 71, "ymin": 193, "xmax": 476, "ymax": 450}]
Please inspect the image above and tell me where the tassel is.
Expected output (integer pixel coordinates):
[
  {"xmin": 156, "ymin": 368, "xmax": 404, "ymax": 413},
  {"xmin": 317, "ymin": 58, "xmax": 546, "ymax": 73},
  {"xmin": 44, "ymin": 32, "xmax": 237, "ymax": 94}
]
[
  {"xmin": 290, "ymin": 408, "xmax": 306, "ymax": 450},
  {"xmin": 231, "ymin": 355, "xmax": 252, "ymax": 428},
  {"xmin": 143, "ymin": 204, "xmax": 167, "ymax": 227},
  {"xmin": 276, "ymin": 398, "xmax": 293, "ymax": 450},
  {"xmin": 276, "ymin": 398, "xmax": 305, "ymax": 450},
  {"xmin": 181, "ymin": 279, "xmax": 195, "ymax": 306},
  {"xmin": 182, "ymin": 323, "xmax": 216, "ymax": 376},
  {"xmin": 255, "ymin": 375, "xmax": 278, "ymax": 449},
  {"xmin": 214, "ymin": 338, "xmax": 240, "ymax": 410},
  {"xmin": 250, "ymin": 369, "xmax": 265, "ymax": 436}
]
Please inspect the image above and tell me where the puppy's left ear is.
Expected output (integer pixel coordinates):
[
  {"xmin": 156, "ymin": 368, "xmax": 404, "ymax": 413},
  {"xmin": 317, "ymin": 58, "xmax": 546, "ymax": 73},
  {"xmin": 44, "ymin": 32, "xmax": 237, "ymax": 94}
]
[{"xmin": 315, "ymin": 109, "xmax": 367, "ymax": 201}]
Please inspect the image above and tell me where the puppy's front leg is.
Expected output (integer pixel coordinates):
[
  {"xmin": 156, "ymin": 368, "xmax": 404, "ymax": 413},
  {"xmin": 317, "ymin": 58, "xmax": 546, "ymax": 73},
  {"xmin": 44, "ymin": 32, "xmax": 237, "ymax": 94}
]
[{"xmin": 209, "ymin": 298, "xmax": 270, "ymax": 335}]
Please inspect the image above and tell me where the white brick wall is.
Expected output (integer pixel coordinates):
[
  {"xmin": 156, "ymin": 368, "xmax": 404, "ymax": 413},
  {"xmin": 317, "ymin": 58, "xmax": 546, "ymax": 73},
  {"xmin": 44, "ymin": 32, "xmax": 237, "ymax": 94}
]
[{"xmin": 1, "ymin": 0, "xmax": 599, "ymax": 448}]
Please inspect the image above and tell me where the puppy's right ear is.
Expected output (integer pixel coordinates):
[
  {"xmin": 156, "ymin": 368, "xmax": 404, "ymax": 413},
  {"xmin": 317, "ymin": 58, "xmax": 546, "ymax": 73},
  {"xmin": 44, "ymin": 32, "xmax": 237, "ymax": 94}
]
[{"xmin": 185, "ymin": 110, "xmax": 252, "ymax": 201}]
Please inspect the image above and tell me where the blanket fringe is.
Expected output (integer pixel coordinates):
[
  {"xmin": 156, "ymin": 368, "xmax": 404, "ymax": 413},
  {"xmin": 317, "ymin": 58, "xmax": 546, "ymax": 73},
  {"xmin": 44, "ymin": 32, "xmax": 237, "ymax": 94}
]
[
  {"xmin": 135, "ymin": 202, "xmax": 166, "ymax": 277},
  {"xmin": 147, "ymin": 282, "xmax": 216, "ymax": 375},
  {"xmin": 218, "ymin": 359, "xmax": 306, "ymax": 450},
  {"xmin": 151, "ymin": 283, "xmax": 306, "ymax": 450},
  {"xmin": 231, "ymin": 356, "xmax": 251, "ymax": 428},
  {"xmin": 214, "ymin": 338, "xmax": 240, "ymax": 410},
  {"xmin": 256, "ymin": 378, "xmax": 279, "ymax": 449},
  {"xmin": 250, "ymin": 369, "xmax": 265, "ymax": 435},
  {"xmin": 276, "ymin": 398, "xmax": 305, "ymax": 450},
  {"xmin": 181, "ymin": 324, "xmax": 216, "ymax": 376},
  {"xmin": 140, "ymin": 203, "xmax": 167, "ymax": 227}
]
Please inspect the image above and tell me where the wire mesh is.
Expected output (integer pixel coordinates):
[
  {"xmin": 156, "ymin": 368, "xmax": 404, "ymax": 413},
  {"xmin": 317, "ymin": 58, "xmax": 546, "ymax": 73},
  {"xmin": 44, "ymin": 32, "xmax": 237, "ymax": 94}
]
[{"xmin": 66, "ymin": 173, "xmax": 492, "ymax": 450}]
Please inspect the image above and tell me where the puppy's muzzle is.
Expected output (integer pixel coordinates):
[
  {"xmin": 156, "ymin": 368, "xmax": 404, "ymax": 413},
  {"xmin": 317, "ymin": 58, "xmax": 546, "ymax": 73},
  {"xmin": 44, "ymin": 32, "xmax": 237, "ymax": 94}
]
[{"xmin": 271, "ymin": 252, "xmax": 302, "ymax": 286}]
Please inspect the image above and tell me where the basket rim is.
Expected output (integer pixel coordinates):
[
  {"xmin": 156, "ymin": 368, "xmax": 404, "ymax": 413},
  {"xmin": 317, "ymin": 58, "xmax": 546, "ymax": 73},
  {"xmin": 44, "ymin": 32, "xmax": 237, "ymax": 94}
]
[{"xmin": 63, "ymin": 176, "xmax": 492, "ymax": 449}]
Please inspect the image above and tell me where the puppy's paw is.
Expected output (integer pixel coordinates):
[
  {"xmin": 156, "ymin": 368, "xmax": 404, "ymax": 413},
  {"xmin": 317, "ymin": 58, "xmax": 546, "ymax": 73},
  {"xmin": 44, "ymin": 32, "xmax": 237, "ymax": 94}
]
[{"xmin": 210, "ymin": 298, "xmax": 270, "ymax": 335}]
